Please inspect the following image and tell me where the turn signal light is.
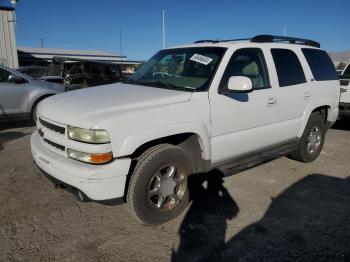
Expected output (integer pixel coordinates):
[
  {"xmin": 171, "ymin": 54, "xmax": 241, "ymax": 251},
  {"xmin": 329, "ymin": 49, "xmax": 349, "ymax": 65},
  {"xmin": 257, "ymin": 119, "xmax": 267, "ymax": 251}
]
[{"xmin": 67, "ymin": 149, "xmax": 113, "ymax": 164}]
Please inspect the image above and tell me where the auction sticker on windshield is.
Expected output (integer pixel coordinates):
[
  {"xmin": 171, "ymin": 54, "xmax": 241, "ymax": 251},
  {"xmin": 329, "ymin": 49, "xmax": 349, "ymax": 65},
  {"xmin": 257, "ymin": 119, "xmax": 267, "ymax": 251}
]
[{"xmin": 190, "ymin": 54, "xmax": 213, "ymax": 65}]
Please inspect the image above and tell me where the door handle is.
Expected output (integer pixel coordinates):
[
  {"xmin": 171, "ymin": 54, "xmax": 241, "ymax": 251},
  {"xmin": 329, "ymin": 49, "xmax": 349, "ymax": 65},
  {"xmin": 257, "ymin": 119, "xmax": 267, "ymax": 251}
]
[{"xmin": 267, "ymin": 97, "xmax": 277, "ymax": 106}]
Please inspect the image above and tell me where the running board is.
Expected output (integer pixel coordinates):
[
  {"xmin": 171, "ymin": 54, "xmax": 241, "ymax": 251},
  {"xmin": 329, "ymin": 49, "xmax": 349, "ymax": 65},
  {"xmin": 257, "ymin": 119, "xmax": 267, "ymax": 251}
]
[{"xmin": 216, "ymin": 140, "xmax": 298, "ymax": 177}]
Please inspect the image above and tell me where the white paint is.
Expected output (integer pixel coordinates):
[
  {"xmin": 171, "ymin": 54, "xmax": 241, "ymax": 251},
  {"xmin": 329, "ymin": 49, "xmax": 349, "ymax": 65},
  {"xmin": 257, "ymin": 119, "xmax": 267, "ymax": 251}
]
[{"xmin": 31, "ymin": 40, "xmax": 340, "ymax": 201}]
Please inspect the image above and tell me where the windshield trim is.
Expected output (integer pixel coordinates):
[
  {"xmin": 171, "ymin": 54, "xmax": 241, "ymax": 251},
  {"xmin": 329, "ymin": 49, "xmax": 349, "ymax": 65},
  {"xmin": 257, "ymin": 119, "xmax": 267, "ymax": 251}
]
[{"xmin": 127, "ymin": 47, "xmax": 228, "ymax": 92}]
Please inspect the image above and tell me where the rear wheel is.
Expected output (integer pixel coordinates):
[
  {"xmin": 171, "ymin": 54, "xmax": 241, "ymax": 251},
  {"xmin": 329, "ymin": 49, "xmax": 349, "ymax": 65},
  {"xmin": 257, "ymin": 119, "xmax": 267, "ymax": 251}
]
[
  {"xmin": 290, "ymin": 114, "xmax": 325, "ymax": 163},
  {"xmin": 127, "ymin": 144, "xmax": 195, "ymax": 225}
]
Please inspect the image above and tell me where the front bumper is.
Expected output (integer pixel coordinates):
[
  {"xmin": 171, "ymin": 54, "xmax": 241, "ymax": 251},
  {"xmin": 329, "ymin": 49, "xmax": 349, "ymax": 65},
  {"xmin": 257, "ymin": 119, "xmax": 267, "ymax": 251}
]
[
  {"xmin": 31, "ymin": 131, "xmax": 131, "ymax": 201},
  {"xmin": 339, "ymin": 103, "xmax": 350, "ymax": 117}
]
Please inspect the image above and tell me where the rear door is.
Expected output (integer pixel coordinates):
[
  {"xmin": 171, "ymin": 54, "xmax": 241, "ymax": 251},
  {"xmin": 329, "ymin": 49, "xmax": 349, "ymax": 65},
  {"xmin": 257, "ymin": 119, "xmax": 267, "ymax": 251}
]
[
  {"xmin": 0, "ymin": 68, "xmax": 29, "ymax": 116},
  {"xmin": 268, "ymin": 48, "xmax": 310, "ymax": 135}
]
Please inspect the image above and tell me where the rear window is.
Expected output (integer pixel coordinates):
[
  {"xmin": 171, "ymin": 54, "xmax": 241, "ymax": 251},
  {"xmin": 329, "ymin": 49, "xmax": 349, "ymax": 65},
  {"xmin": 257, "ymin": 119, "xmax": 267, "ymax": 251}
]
[
  {"xmin": 271, "ymin": 49, "xmax": 306, "ymax": 87},
  {"xmin": 302, "ymin": 48, "xmax": 337, "ymax": 81}
]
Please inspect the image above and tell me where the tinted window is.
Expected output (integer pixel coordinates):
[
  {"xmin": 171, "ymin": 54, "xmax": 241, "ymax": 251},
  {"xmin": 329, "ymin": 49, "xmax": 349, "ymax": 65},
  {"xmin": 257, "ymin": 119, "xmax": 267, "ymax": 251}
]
[
  {"xmin": 271, "ymin": 49, "xmax": 306, "ymax": 87},
  {"xmin": 302, "ymin": 49, "xmax": 337, "ymax": 81},
  {"xmin": 220, "ymin": 48, "xmax": 269, "ymax": 90}
]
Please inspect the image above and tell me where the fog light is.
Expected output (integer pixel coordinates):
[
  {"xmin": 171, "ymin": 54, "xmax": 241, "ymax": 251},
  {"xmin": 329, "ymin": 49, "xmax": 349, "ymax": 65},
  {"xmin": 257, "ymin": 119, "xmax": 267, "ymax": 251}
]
[{"xmin": 67, "ymin": 149, "xmax": 113, "ymax": 164}]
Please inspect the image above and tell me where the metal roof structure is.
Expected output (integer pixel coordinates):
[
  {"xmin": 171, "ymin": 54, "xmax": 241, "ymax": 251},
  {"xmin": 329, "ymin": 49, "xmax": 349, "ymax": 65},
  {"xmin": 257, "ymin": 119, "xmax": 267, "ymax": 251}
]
[{"xmin": 17, "ymin": 47, "xmax": 127, "ymax": 62}]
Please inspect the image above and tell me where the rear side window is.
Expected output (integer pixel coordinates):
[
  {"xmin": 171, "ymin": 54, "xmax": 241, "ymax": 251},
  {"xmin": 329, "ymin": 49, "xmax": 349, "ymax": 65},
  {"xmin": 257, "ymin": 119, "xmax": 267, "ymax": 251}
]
[
  {"xmin": 271, "ymin": 49, "xmax": 306, "ymax": 87},
  {"xmin": 302, "ymin": 48, "xmax": 337, "ymax": 81}
]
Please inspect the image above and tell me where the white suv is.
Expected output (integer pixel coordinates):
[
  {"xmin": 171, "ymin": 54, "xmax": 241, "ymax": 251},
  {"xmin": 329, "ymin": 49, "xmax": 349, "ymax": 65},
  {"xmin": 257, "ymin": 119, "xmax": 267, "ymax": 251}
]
[
  {"xmin": 339, "ymin": 62, "xmax": 350, "ymax": 116},
  {"xmin": 31, "ymin": 35, "xmax": 340, "ymax": 225}
]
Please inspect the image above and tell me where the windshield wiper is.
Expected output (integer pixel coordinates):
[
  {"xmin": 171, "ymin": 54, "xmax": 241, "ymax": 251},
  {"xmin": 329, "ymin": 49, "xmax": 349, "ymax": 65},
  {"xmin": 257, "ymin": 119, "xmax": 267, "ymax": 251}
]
[{"xmin": 142, "ymin": 81, "xmax": 189, "ymax": 91}]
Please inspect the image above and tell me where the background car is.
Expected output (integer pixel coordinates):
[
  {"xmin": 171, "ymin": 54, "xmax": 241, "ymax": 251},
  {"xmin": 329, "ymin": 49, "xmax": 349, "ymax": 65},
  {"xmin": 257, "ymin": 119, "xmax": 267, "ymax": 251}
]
[
  {"xmin": 16, "ymin": 66, "xmax": 48, "ymax": 79},
  {"xmin": 0, "ymin": 64, "xmax": 66, "ymax": 122},
  {"xmin": 48, "ymin": 57, "xmax": 123, "ymax": 90}
]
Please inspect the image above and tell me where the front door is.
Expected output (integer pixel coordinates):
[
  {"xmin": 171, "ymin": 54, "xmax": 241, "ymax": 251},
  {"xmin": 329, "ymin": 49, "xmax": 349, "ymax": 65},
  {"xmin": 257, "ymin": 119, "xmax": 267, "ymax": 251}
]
[{"xmin": 209, "ymin": 48, "xmax": 282, "ymax": 165}]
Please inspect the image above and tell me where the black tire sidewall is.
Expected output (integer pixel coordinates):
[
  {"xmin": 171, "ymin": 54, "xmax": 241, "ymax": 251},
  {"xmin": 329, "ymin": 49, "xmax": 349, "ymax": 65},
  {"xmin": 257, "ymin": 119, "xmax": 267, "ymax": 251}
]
[
  {"xmin": 298, "ymin": 115, "xmax": 325, "ymax": 162},
  {"xmin": 128, "ymin": 146, "xmax": 195, "ymax": 225}
]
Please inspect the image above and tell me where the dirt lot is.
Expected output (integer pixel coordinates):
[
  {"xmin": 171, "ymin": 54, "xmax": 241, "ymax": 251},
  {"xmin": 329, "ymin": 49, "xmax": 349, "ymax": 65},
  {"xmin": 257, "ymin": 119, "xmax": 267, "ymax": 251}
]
[{"xmin": 1, "ymin": 120, "xmax": 350, "ymax": 262}]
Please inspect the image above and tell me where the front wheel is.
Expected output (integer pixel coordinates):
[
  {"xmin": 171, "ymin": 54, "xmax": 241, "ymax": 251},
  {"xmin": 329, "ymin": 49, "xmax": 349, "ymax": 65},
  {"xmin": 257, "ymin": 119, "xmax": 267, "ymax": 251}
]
[
  {"xmin": 290, "ymin": 114, "xmax": 326, "ymax": 163},
  {"xmin": 127, "ymin": 144, "xmax": 195, "ymax": 225}
]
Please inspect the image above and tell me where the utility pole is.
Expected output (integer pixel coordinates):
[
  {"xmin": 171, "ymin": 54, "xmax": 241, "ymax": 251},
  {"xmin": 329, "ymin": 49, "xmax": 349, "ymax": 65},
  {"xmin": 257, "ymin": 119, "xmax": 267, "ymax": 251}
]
[
  {"xmin": 283, "ymin": 26, "xmax": 287, "ymax": 37},
  {"xmin": 162, "ymin": 10, "xmax": 166, "ymax": 49},
  {"xmin": 40, "ymin": 38, "xmax": 44, "ymax": 48},
  {"xmin": 119, "ymin": 28, "xmax": 123, "ymax": 68}
]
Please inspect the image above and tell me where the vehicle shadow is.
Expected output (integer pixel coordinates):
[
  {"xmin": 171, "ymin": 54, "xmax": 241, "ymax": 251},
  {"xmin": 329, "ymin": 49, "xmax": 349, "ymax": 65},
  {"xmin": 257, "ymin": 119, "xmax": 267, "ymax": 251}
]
[
  {"xmin": 0, "ymin": 120, "xmax": 34, "ymax": 132},
  {"xmin": 172, "ymin": 170, "xmax": 239, "ymax": 262},
  {"xmin": 0, "ymin": 131, "xmax": 26, "ymax": 152},
  {"xmin": 332, "ymin": 118, "xmax": 350, "ymax": 131},
  {"xmin": 206, "ymin": 174, "xmax": 350, "ymax": 261}
]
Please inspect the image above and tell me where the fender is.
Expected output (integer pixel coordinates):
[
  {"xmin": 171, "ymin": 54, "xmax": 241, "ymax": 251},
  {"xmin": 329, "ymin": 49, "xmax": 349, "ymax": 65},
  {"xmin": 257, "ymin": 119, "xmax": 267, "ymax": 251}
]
[
  {"xmin": 117, "ymin": 122, "xmax": 211, "ymax": 160},
  {"xmin": 297, "ymin": 102, "xmax": 332, "ymax": 138},
  {"xmin": 28, "ymin": 91, "xmax": 56, "ymax": 113}
]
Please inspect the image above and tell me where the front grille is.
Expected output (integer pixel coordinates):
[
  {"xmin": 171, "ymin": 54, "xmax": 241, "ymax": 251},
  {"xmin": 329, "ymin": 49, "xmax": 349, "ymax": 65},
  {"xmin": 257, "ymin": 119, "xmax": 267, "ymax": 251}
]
[
  {"xmin": 43, "ymin": 138, "xmax": 65, "ymax": 151},
  {"xmin": 39, "ymin": 118, "xmax": 65, "ymax": 134}
]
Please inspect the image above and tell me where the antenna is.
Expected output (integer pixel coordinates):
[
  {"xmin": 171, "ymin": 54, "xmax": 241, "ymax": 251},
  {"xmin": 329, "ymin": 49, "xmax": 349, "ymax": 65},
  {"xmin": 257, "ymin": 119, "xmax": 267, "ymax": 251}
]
[
  {"xmin": 283, "ymin": 26, "xmax": 287, "ymax": 37},
  {"xmin": 40, "ymin": 38, "xmax": 44, "ymax": 48},
  {"xmin": 162, "ymin": 10, "xmax": 166, "ymax": 49}
]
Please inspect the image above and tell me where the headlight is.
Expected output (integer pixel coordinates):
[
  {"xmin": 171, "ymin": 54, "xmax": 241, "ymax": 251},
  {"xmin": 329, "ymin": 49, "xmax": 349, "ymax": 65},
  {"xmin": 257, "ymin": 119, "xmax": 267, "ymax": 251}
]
[
  {"xmin": 68, "ymin": 126, "xmax": 110, "ymax": 144},
  {"xmin": 67, "ymin": 149, "xmax": 113, "ymax": 164}
]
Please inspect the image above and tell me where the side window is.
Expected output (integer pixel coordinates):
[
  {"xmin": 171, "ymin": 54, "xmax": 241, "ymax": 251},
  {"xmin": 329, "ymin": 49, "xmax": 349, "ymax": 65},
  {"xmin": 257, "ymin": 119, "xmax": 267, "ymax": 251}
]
[
  {"xmin": 271, "ymin": 49, "xmax": 306, "ymax": 87},
  {"xmin": 302, "ymin": 48, "xmax": 338, "ymax": 81},
  {"xmin": 0, "ymin": 68, "xmax": 11, "ymax": 83},
  {"xmin": 220, "ymin": 48, "xmax": 270, "ymax": 90}
]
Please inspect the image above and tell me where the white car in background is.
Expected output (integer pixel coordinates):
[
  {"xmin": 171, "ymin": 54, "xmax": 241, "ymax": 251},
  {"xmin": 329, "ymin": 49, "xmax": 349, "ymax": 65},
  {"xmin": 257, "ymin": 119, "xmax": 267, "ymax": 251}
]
[
  {"xmin": 339, "ymin": 63, "xmax": 350, "ymax": 117},
  {"xmin": 0, "ymin": 65, "xmax": 66, "ymax": 122}
]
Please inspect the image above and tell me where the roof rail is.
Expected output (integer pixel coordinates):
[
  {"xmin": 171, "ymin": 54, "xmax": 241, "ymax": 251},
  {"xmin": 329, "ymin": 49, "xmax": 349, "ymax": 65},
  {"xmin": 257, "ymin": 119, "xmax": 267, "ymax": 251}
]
[
  {"xmin": 194, "ymin": 38, "xmax": 251, "ymax": 44},
  {"xmin": 194, "ymin": 40, "xmax": 219, "ymax": 44},
  {"xmin": 251, "ymin": 35, "xmax": 320, "ymax": 48}
]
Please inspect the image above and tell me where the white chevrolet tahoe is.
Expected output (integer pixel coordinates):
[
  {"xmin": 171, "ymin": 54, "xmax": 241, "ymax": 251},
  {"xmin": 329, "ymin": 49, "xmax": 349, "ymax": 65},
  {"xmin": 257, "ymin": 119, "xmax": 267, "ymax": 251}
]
[
  {"xmin": 339, "ymin": 62, "xmax": 350, "ymax": 117},
  {"xmin": 31, "ymin": 35, "xmax": 340, "ymax": 225}
]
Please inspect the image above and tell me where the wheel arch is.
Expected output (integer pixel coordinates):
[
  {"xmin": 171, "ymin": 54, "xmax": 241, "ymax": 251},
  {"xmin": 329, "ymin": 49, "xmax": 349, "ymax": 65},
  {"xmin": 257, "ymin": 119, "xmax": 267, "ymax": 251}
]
[
  {"xmin": 298, "ymin": 105, "xmax": 331, "ymax": 137},
  {"xmin": 30, "ymin": 94, "xmax": 54, "ymax": 116}
]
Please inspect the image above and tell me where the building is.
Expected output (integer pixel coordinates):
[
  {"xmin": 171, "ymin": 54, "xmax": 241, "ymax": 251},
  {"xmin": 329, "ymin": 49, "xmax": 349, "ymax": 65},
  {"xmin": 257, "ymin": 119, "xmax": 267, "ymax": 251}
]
[
  {"xmin": 0, "ymin": 5, "xmax": 18, "ymax": 68},
  {"xmin": 17, "ymin": 47, "xmax": 143, "ymax": 73}
]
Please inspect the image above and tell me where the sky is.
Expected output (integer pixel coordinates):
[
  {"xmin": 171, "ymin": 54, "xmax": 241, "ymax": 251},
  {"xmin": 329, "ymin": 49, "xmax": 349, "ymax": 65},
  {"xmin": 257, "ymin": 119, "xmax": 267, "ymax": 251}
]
[{"xmin": 3, "ymin": 0, "xmax": 350, "ymax": 60}]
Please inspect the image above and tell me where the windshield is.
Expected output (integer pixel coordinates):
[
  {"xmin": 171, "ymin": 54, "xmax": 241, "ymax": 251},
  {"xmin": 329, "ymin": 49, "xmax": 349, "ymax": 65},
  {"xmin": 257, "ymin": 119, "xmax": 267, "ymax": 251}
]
[{"xmin": 128, "ymin": 47, "xmax": 226, "ymax": 91}]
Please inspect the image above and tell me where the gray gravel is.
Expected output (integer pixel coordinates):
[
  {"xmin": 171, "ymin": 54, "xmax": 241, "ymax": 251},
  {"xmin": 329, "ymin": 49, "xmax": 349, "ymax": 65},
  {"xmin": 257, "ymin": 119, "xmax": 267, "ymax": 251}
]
[{"xmin": 1, "ymin": 120, "xmax": 350, "ymax": 261}]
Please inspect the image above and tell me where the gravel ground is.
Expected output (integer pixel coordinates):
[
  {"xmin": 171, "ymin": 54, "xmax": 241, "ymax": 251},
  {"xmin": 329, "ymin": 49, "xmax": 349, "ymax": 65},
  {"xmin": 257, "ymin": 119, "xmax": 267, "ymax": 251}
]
[{"xmin": 0, "ymin": 120, "xmax": 350, "ymax": 262}]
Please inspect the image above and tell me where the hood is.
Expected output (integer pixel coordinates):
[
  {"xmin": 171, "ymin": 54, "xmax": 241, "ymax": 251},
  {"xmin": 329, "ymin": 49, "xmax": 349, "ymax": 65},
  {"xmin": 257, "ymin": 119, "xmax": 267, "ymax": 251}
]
[{"xmin": 39, "ymin": 83, "xmax": 192, "ymax": 128}]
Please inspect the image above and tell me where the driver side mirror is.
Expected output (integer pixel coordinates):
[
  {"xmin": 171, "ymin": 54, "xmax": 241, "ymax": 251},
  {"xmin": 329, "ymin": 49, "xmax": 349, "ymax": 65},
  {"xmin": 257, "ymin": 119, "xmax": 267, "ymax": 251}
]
[
  {"xmin": 227, "ymin": 76, "xmax": 253, "ymax": 92},
  {"xmin": 8, "ymin": 74, "xmax": 25, "ymax": 84}
]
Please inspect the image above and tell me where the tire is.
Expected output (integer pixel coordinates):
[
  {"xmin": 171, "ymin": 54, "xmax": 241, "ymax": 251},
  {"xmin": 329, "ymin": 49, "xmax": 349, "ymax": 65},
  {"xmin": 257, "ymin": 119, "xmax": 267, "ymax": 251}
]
[
  {"xmin": 290, "ymin": 114, "xmax": 326, "ymax": 163},
  {"xmin": 127, "ymin": 144, "xmax": 195, "ymax": 225}
]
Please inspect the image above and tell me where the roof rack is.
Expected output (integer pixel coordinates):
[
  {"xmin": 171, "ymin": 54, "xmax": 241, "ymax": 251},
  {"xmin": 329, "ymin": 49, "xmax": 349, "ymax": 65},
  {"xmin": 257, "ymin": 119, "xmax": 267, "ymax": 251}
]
[
  {"xmin": 251, "ymin": 35, "xmax": 320, "ymax": 48},
  {"xmin": 194, "ymin": 35, "xmax": 320, "ymax": 48},
  {"xmin": 194, "ymin": 38, "xmax": 250, "ymax": 44}
]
